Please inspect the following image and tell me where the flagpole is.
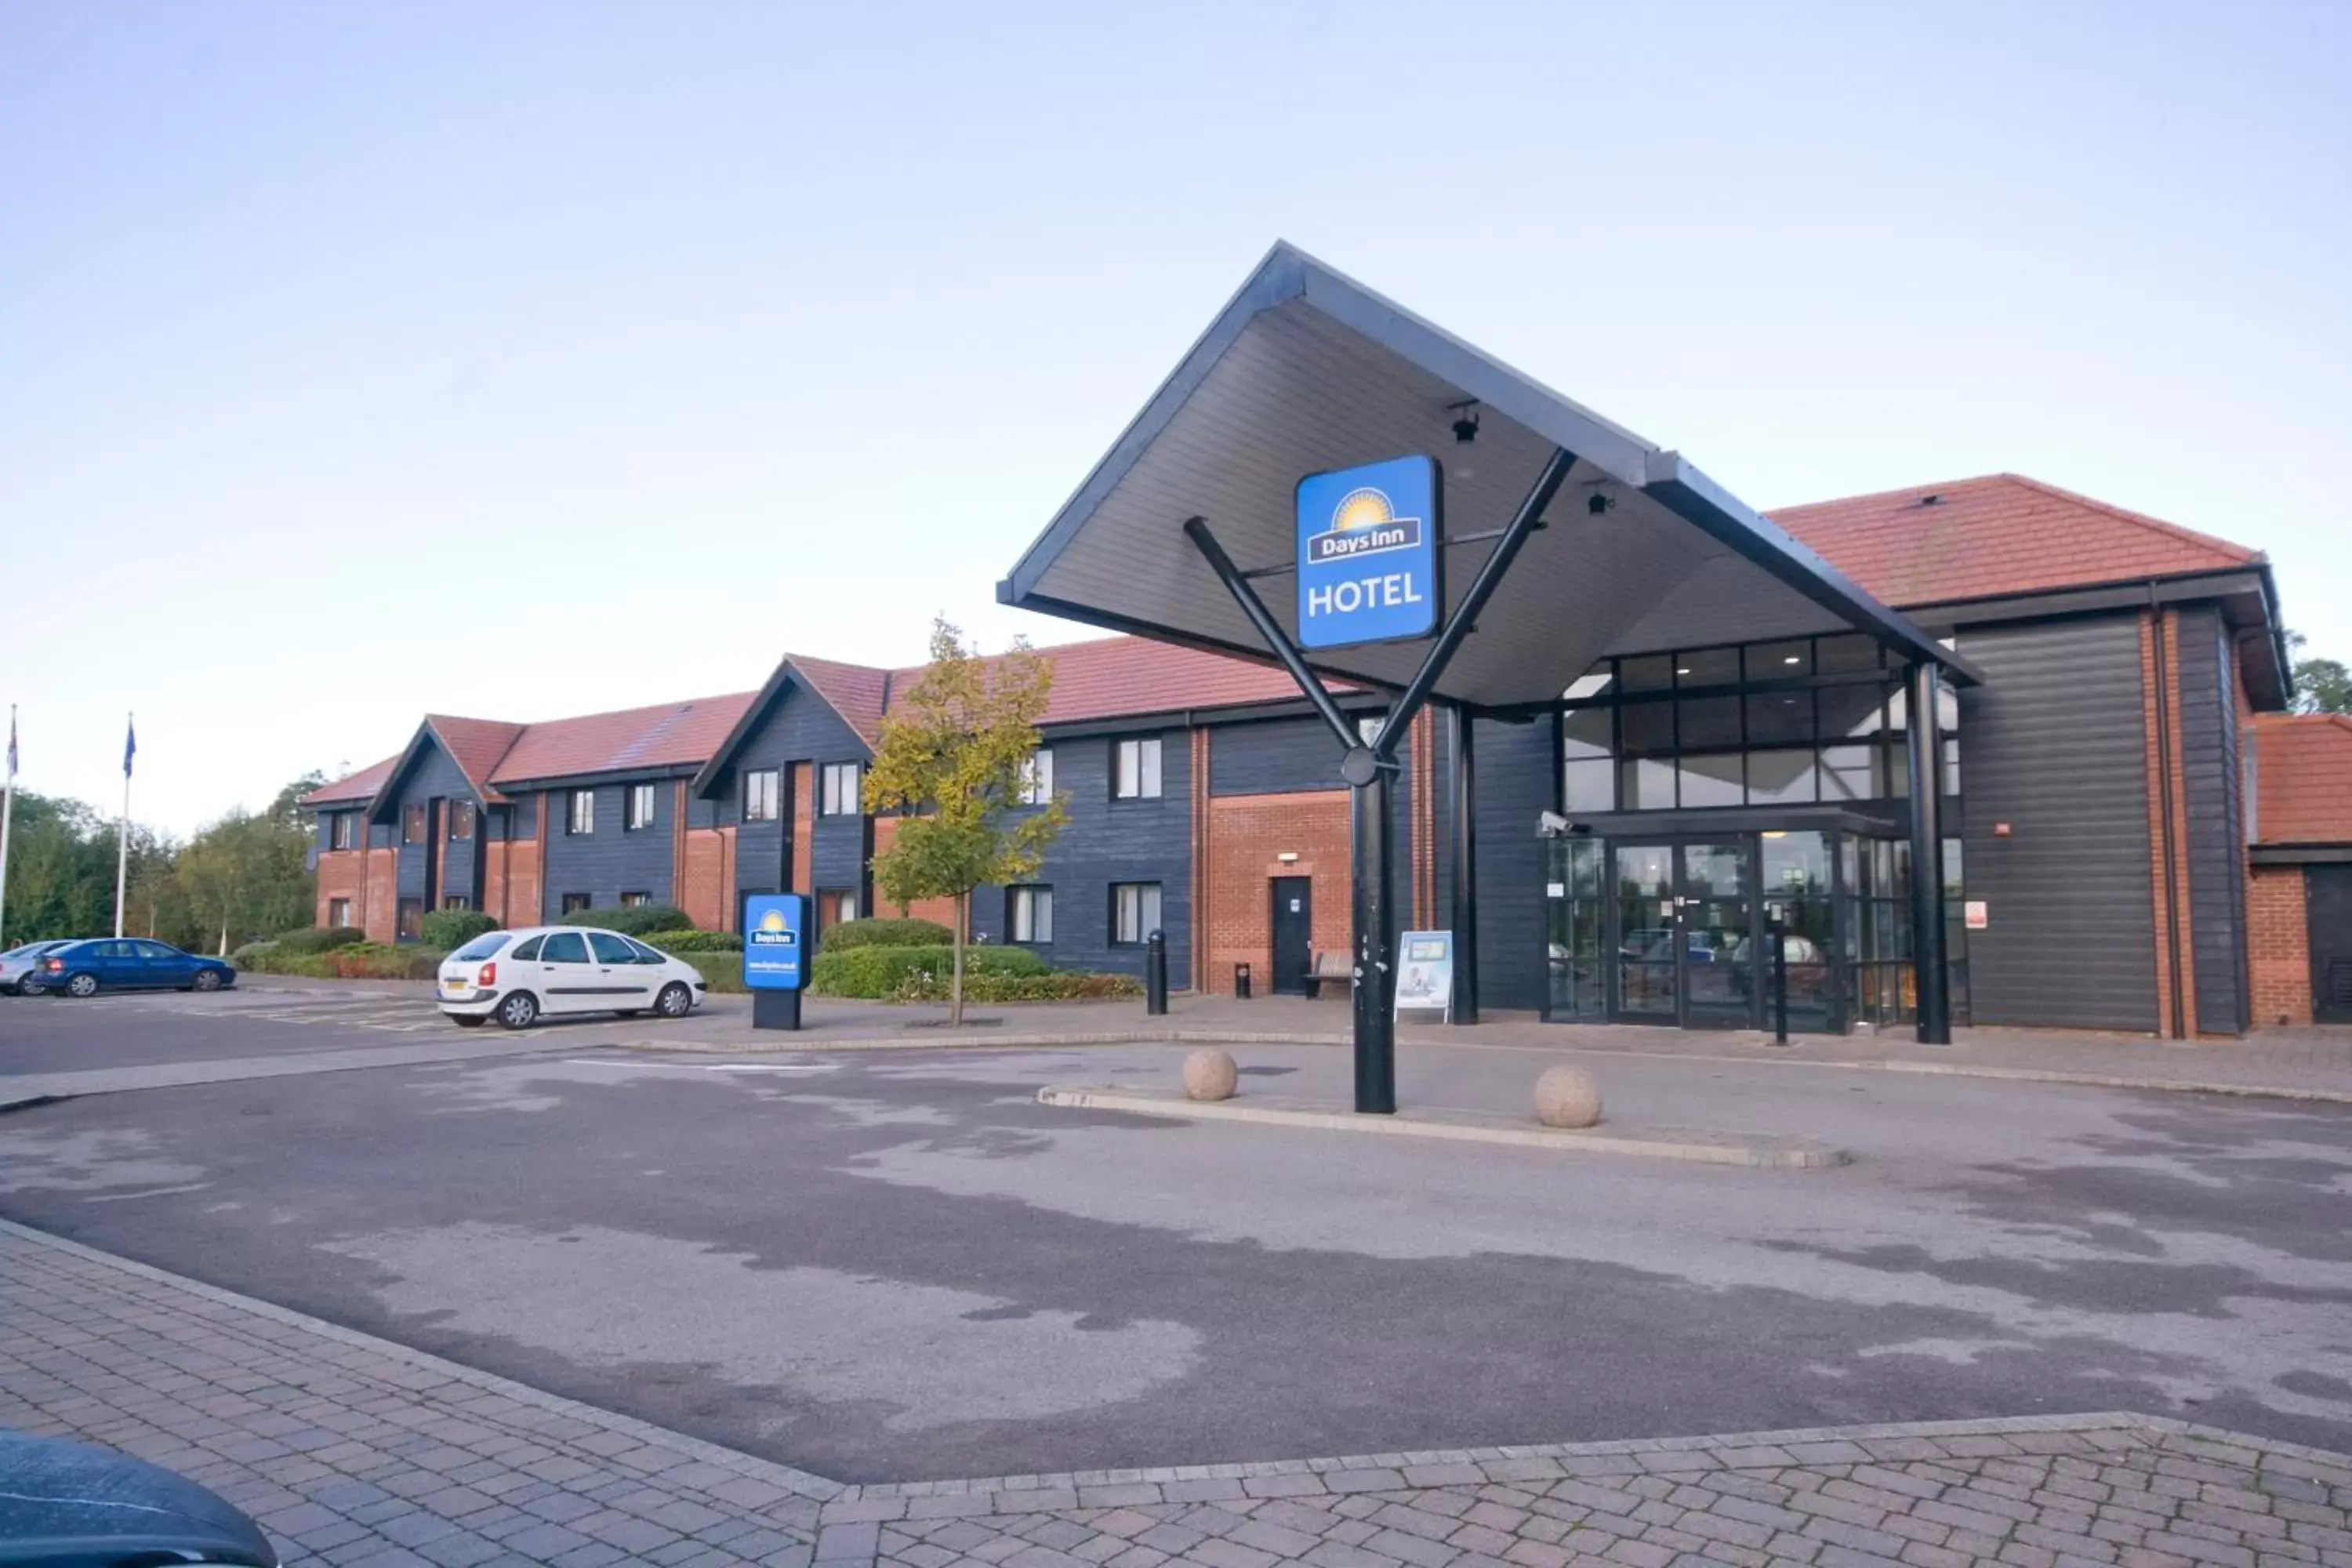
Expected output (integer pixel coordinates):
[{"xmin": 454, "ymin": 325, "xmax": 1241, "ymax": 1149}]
[
  {"xmin": 0, "ymin": 704, "xmax": 15, "ymax": 948},
  {"xmin": 114, "ymin": 712, "xmax": 132, "ymax": 939}
]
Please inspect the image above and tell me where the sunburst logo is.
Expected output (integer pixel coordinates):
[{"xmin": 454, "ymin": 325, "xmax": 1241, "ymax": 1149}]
[
  {"xmin": 758, "ymin": 909, "xmax": 787, "ymax": 933},
  {"xmin": 1306, "ymin": 485, "xmax": 1422, "ymax": 565}
]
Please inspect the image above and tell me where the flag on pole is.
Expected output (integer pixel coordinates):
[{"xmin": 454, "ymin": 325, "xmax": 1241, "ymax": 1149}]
[
  {"xmin": 5, "ymin": 708, "xmax": 14, "ymax": 780},
  {"xmin": 124, "ymin": 717, "xmax": 136, "ymax": 778}
]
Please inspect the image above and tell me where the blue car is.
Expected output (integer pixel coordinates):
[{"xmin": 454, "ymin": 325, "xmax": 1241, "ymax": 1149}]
[{"xmin": 38, "ymin": 938, "xmax": 238, "ymax": 998}]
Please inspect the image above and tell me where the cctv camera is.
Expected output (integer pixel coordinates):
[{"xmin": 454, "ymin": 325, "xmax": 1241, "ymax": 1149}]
[
  {"xmin": 1587, "ymin": 492, "xmax": 1613, "ymax": 517},
  {"xmin": 1452, "ymin": 413, "xmax": 1479, "ymax": 444},
  {"xmin": 1537, "ymin": 810, "xmax": 1570, "ymax": 837}
]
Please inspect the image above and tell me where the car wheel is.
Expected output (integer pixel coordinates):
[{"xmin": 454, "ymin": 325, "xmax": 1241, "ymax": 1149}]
[
  {"xmin": 655, "ymin": 982, "xmax": 693, "ymax": 1019},
  {"xmin": 495, "ymin": 991, "xmax": 539, "ymax": 1030},
  {"xmin": 64, "ymin": 972, "xmax": 99, "ymax": 999},
  {"xmin": 451, "ymin": 1014, "xmax": 488, "ymax": 1029},
  {"xmin": 193, "ymin": 970, "xmax": 223, "ymax": 993}
]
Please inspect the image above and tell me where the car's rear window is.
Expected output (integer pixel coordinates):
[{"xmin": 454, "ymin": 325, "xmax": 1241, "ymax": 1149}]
[
  {"xmin": 451, "ymin": 933, "xmax": 511, "ymax": 962},
  {"xmin": 624, "ymin": 937, "xmax": 663, "ymax": 964}
]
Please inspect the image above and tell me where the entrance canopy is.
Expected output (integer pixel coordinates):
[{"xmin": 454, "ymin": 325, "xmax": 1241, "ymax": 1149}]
[{"xmin": 999, "ymin": 243, "xmax": 1980, "ymax": 708}]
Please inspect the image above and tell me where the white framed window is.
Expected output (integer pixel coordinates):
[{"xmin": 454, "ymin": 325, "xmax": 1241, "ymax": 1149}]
[
  {"xmin": 1020, "ymin": 748, "xmax": 1054, "ymax": 806},
  {"xmin": 447, "ymin": 803, "xmax": 476, "ymax": 840},
  {"xmin": 566, "ymin": 789, "xmax": 595, "ymax": 835},
  {"xmin": 1357, "ymin": 715, "xmax": 1385, "ymax": 746},
  {"xmin": 625, "ymin": 782, "xmax": 657, "ymax": 831},
  {"xmin": 821, "ymin": 761, "xmax": 861, "ymax": 815},
  {"xmin": 561, "ymin": 892, "xmax": 592, "ymax": 914},
  {"xmin": 620, "ymin": 891, "xmax": 652, "ymax": 908},
  {"xmin": 819, "ymin": 887, "xmax": 859, "ymax": 926},
  {"xmin": 330, "ymin": 813, "xmax": 355, "ymax": 850},
  {"xmin": 1009, "ymin": 885, "xmax": 1054, "ymax": 943},
  {"xmin": 744, "ymin": 768, "xmax": 779, "ymax": 822},
  {"xmin": 327, "ymin": 898, "xmax": 351, "ymax": 928},
  {"xmin": 1113, "ymin": 737, "xmax": 1162, "ymax": 800},
  {"xmin": 1112, "ymin": 881, "xmax": 1162, "ymax": 945}
]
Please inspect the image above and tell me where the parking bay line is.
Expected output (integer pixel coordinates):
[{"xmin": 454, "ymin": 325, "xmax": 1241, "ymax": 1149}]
[{"xmin": 561, "ymin": 1059, "xmax": 838, "ymax": 1073}]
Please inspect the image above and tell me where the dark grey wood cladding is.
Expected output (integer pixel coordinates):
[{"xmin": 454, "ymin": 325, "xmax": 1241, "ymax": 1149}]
[
  {"xmin": 539, "ymin": 778, "xmax": 681, "ymax": 919},
  {"xmin": 2175, "ymin": 607, "xmax": 2251, "ymax": 1034},
  {"xmin": 705, "ymin": 681, "xmax": 874, "ymax": 901},
  {"xmin": 967, "ymin": 730, "xmax": 1192, "ymax": 982},
  {"xmin": 384, "ymin": 742, "xmax": 474, "ymax": 914},
  {"xmin": 1955, "ymin": 614, "xmax": 2159, "ymax": 1032}
]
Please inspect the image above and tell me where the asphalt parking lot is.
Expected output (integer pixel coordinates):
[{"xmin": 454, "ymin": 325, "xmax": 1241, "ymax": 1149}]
[{"xmin": 2, "ymin": 985, "xmax": 2348, "ymax": 1485}]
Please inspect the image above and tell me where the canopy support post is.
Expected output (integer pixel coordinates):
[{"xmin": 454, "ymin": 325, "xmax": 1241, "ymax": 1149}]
[
  {"xmin": 1448, "ymin": 702, "xmax": 1479, "ymax": 1025},
  {"xmin": 1906, "ymin": 660, "xmax": 1952, "ymax": 1046}
]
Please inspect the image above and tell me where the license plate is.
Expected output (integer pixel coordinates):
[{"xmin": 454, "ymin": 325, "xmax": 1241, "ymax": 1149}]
[{"xmin": 440, "ymin": 983, "xmax": 467, "ymax": 997}]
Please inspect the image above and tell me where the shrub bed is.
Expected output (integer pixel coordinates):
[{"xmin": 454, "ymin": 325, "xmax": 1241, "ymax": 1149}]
[
  {"xmin": 810, "ymin": 943, "xmax": 1046, "ymax": 998},
  {"xmin": 819, "ymin": 917, "xmax": 953, "ymax": 951},
  {"xmin": 561, "ymin": 904, "xmax": 694, "ymax": 936},
  {"xmin": 230, "ymin": 940, "xmax": 278, "ymax": 971},
  {"xmin": 274, "ymin": 925, "xmax": 368, "ymax": 955},
  {"xmin": 892, "ymin": 970, "xmax": 1142, "ymax": 1003},
  {"xmin": 419, "ymin": 909, "xmax": 499, "ymax": 950},
  {"xmin": 241, "ymin": 942, "xmax": 445, "ymax": 980},
  {"xmin": 640, "ymin": 928, "xmax": 742, "ymax": 954}
]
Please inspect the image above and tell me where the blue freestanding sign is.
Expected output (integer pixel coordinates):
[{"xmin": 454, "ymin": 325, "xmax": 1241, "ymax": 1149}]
[
  {"xmin": 1295, "ymin": 454, "xmax": 1443, "ymax": 649},
  {"xmin": 743, "ymin": 893, "xmax": 809, "ymax": 991}
]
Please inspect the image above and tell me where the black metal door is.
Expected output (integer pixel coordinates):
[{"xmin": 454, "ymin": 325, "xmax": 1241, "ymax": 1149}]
[
  {"xmin": 2309, "ymin": 866, "xmax": 2352, "ymax": 1025},
  {"xmin": 1271, "ymin": 877, "xmax": 1312, "ymax": 994}
]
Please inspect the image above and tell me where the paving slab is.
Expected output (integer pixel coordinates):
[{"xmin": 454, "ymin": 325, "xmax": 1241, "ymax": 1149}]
[{"xmin": 5, "ymin": 1218, "xmax": 2347, "ymax": 1568}]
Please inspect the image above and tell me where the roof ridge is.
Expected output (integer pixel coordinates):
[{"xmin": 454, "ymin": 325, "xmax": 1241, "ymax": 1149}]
[
  {"xmin": 1995, "ymin": 473, "xmax": 2259, "ymax": 566},
  {"xmin": 1768, "ymin": 474, "xmax": 2016, "ymax": 514}
]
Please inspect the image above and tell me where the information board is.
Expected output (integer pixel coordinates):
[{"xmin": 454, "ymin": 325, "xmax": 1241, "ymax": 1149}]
[
  {"xmin": 1393, "ymin": 928, "xmax": 1454, "ymax": 1022},
  {"xmin": 742, "ymin": 892, "xmax": 810, "ymax": 991},
  {"xmin": 1295, "ymin": 454, "xmax": 1443, "ymax": 649}
]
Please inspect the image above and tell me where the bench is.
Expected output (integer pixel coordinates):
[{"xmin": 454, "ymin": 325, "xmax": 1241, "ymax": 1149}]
[{"xmin": 1301, "ymin": 951, "xmax": 1353, "ymax": 1000}]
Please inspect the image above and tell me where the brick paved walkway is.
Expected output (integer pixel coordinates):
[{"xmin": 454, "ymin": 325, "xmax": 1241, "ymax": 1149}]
[{"xmin": 4, "ymin": 1219, "xmax": 2347, "ymax": 1568}]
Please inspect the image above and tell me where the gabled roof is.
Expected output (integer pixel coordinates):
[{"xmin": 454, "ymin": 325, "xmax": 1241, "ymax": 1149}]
[
  {"xmin": 303, "ymin": 754, "xmax": 399, "ymax": 808},
  {"xmin": 425, "ymin": 716, "xmax": 527, "ymax": 804},
  {"xmin": 1768, "ymin": 474, "xmax": 2261, "ymax": 608},
  {"xmin": 996, "ymin": 240, "xmax": 1977, "ymax": 706},
  {"xmin": 489, "ymin": 691, "xmax": 757, "ymax": 785},
  {"xmin": 2251, "ymin": 713, "xmax": 2352, "ymax": 845},
  {"xmin": 782, "ymin": 655, "xmax": 895, "ymax": 748}
]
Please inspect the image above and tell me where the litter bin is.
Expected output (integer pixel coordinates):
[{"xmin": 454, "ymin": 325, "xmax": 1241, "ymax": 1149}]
[{"xmin": 1233, "ymin": 962, "xmax": 1252, "ymax": 1000}]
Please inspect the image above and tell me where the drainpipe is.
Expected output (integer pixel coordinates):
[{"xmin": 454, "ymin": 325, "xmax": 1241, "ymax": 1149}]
[{"xmin": 2148, "ymin": 583, "xmax": 2186, "ymax": 1040}]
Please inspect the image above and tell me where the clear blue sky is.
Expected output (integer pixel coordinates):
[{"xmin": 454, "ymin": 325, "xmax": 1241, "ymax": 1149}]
[{"xmin": 5, "ymin": 1, "xmax": 2347, "ymax": 835}]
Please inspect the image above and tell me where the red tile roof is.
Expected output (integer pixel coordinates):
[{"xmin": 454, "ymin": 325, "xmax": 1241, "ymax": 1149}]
[
  {"xmin": 1768, "ymin": 474, "xmax": 2259, "ymax": 608},
  {"xmin": 303, "ymin": 755, "xmax": 399, "ymax": 807},
  {"xmin": 488, "ymin": 691, "xmax": 757, "ymax": 784},
  {"xmin": 305, "ymin": 474, "xmax": 2273, "ymax": 809},
  {"xmin": 426, "ymin": 716, "xmax": 527, "ymax": 804},
  {"xmin": 2252, "ymin": 714, "xmax": 2352, "ymax": 845}
]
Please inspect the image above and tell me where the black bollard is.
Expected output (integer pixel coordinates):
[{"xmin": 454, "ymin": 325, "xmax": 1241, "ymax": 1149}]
[
  {"xmin": 1145, "ymin": 928, "xmax": 1168, "ymax": 1016},
  {"xmin": 1770, "ymin": 916, "xmax": 1790, "ymax": 1047},
  {"xmin": 1234, "ymin": 962, "xmax": 1251, "ymax": 1000}
]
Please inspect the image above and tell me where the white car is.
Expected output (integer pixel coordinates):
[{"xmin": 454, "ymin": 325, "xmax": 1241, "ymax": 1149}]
[
  {"xmin": 437, "ymin": 926, "xmax": 706, "ymax": 1029},
  {"xmin": 0, "ymin": 940, "xmax": 78, "ymax": 996}
]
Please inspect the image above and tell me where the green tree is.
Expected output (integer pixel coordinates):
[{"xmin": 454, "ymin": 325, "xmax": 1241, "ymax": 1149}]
[
  {"xmin": 863, "ymin": 619, "xmax": 1066, "ymax": 1025},
  {"xmin": 2287, "ymin": 631, "xmax": 2352, "ymax": 716}
]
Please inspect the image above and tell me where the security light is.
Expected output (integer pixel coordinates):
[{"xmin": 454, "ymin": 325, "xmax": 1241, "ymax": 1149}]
[
  {"xmin": 1587, "ymin": 492, "xmax": 1613, "ymax": 517},
  {"xmin": 1446, "ymin": 397, "xmax": 1480, "ymax": 443}
]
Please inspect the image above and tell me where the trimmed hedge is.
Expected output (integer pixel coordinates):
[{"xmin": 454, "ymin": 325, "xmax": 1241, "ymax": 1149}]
[
  {"xmin": 230, "ymin": 940, "xmax": 278, "ymax": 971},
  {"xmin": 895, "ymin": 970, "xmax": 1142, "ymax": 1003},
  {"xmin": 810, "ymin": 943, "xmax": 1047, "ymax": 998},
  {"xmin": 560, "ymin": 904, "xmax": 694, "ymax": 936},
  {"xmin": 639, "ymin": 928, "xmax": 742, "ymax": 954},
  {"xmin": 819, "ymin": 917, "xmax": 953, "ymax": 952},
  {"xmin": 276, "ymin": 926, "xmax": 368, "ymax": 955},
  {"xmin": 419, "ymin": 909, "xmax": 499, "ymax": 950},
  {"xmin": 241, "ymin": 942, "xmax": 445, "ymax": 980}
]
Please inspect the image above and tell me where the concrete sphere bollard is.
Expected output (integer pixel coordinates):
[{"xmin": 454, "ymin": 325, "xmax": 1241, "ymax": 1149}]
[
  {"xmin": 1534, "ymin": 1065, "xmax": 1602, "ymax": 1129},
  {"xmin": 1182, "ymin": 1047, "xmax": 1239, "ymax": 1102}
]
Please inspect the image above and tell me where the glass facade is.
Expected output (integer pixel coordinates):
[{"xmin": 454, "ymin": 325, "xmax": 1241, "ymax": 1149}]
[
  {"xmin": 1544, "ymin": 828, "xmax": 1968, "ymax": 1034},
  {"xmin": 1559, "ymin": 634, "xmax": 1958, "ymax": 813}
]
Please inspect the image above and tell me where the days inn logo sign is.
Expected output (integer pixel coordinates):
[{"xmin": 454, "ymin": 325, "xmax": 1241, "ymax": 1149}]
[
  {"xmin": 742, "ymin": 893, "xmax": 808, "ymax": 990},
  {"xmin": 1295, "ymin": 455, "xmax": 1442, "ymax": 649}
]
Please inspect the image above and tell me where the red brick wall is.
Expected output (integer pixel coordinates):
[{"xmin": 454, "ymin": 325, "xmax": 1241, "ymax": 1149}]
[
  {"xmin": 677, "ymin": 826, "xmax": 733, "ymax": 931},
  {"xmin": 868, "ymin": 815, "xmax": 962, "ymax": 931},
  {"xmin": 2247, "ymin": 866, "xmax": 2312, "ymax": 1027},
  {"xmin": 1198, "ymin": 789, "xmax": 1351, "ymax": 996},
  {"xmin": 487, "ymin": 838, "xmax": 541, "ymax": 931},
  {"xmin": 360, "ymin": 847, "xmax": 398, "ymax": 943},
  {"xmin": 789, "ymin": 762, "xmax": 815, "ymax": 895},
  {"xmin": 315, "ymin": 850, "xmax": 368, "ymax": 929}
]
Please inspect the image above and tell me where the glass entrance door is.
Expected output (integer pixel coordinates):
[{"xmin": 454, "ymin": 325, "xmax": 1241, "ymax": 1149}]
[
  {"xmin": 1611, "ymin": 840, "xmax": 1756, "ymax": 1028},
  {"xmin": 1679, "ymin": 842, "xmax": 1753, "ymax": 1029}
]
